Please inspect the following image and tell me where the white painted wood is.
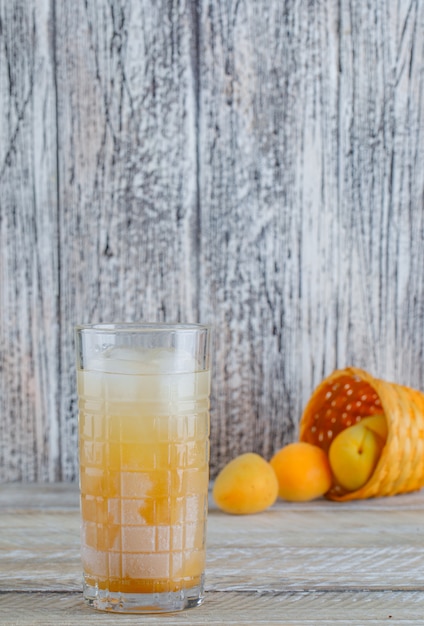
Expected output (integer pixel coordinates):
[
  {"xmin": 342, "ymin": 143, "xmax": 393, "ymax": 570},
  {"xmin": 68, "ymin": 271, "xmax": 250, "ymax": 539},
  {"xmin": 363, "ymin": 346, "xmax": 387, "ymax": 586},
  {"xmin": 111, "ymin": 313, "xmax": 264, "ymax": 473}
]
[
  {"xmin": 54, "ymin": 0, "xmax": 199, "ymax": 479},
  {"xmin": 0, "ymin": 0, "xmax": 60, "ymax": 481},
  {"xmin": 1, "ymin": 484, "xmax": 424, "ymax": 623},
  {"xmin": 198, "ymin": 0, "xmax": 424, "ymax": 472},
  {"xmin": 0, "ymin": 1, "xmax": 423, "ymax": 480},
  {"xmin": 1, "ymin": 591, "xmax": 423, "ymax": 624}
]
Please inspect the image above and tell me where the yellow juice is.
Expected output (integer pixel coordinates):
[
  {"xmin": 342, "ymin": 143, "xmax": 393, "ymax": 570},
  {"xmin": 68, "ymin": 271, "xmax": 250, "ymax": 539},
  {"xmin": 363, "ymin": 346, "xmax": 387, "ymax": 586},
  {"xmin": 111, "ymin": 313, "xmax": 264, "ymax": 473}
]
[{"xmin": 78, "ymin": 348, "xmax": 210, "ymax": 595}]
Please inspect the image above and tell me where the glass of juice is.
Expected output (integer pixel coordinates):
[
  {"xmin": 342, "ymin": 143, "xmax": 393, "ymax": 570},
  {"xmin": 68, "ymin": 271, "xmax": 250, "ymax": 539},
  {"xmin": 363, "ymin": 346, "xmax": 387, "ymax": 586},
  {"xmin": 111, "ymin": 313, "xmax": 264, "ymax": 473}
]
[{"xmin": 75, "ymin": 323, "xmax": 211, "ymax": 613}]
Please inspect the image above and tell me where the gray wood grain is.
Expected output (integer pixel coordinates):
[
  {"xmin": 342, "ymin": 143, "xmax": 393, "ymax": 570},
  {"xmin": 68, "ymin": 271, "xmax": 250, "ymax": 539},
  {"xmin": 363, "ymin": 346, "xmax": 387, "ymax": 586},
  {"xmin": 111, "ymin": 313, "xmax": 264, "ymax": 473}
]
[
  {"xmin": 199, "ymin": 0, "xmax": 424, "ymax": 472},
  {"xmin": 0, "ymin": 0, "xmax": 60, "ymax": 481},
  {"xmin": 0, "ymin": 1, "xmax": 423, "ymax": 480},
  {"xmin": 54, "ymin": 0, "xmax": 199, "ymax": 479},
  {"xmin": 337, "ymin": 1, "xmax": 424, "ymax": 386}
]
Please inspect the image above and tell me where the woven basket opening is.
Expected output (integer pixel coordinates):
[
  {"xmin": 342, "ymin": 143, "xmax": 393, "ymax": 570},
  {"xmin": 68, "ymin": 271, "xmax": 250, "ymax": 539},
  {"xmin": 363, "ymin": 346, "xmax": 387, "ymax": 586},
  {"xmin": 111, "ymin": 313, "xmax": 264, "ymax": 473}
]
[{"xmin": 301, "ymin": 373, "xmax": 383, "ymax": 455}]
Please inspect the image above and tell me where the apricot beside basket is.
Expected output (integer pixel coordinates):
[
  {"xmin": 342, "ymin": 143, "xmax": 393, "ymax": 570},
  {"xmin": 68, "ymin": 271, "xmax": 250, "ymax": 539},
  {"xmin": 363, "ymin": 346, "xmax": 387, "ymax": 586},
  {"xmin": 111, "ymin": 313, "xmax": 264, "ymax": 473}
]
[{"xmin": 299, "ymin": 367, "xmax": 424, "ymax": 501}]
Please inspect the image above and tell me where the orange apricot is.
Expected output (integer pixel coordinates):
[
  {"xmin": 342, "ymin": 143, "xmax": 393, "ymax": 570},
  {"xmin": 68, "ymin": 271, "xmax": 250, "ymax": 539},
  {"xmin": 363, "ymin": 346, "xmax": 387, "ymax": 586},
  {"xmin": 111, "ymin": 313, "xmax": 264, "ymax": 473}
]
[
  {"xmin": 270, "ymin": 442, "xmax": 332, "ymax": 501},
  {"xmin": 213, "ymin": 452, "xmax": 279, "ymax": 515}
]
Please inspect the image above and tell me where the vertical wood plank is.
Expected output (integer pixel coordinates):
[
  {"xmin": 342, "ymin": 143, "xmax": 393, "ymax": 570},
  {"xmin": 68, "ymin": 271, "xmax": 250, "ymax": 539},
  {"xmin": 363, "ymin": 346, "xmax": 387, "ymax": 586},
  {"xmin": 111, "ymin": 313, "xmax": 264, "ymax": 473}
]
[
  {"xmin": 55, "ymin": 0, "xmax": 199, "ymax": 479},
  {"xmin": 199, "ymin": 1, "xmax": 339, "ymax": 470},
  {"xmin": 199, "ymin": 1, "xmax": 424, "ymax": 474},
  {"xmin": 0, "ymin": 0, "xmax": 423, "ymax": 481},
  {"xmin": 0, "ymin": 0, "xmax": 60, "ymax": 481},
  {"xmin": 337, "ymin": 1, "xmax": 424, "ymax": 387}
]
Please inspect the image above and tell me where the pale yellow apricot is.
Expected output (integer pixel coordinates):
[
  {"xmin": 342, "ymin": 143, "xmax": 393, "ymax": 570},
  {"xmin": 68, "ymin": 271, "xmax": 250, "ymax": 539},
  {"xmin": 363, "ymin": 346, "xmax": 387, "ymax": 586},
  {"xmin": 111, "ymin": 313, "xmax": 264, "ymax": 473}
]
[
  {"xmin": 212, "ymin": 453, "xmax": 278, "ymax": 515},
  {"xmin": 328, "ymin": 414, "xmax": 387, "ymax": 491}
]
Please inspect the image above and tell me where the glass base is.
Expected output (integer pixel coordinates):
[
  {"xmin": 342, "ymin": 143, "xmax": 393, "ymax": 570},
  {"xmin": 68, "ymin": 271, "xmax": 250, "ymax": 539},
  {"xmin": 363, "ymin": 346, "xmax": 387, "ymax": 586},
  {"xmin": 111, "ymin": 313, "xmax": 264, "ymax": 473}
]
[{"xmin": 83, "ymin": 576, "xmax": 205, "ymax": 613}]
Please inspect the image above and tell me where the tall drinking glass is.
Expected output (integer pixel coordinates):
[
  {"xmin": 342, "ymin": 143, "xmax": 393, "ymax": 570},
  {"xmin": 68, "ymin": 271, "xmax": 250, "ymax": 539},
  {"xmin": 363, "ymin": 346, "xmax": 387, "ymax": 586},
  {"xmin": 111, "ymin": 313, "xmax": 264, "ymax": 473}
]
[{"xmin": 75, "ymin": 323, "xmax": 211, "ymax": 613}]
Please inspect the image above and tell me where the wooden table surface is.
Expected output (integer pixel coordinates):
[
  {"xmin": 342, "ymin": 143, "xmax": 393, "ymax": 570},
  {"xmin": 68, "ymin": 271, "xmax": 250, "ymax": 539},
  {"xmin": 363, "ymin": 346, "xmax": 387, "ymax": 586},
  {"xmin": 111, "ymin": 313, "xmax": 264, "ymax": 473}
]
[{"xmin": 1, "ymin": 484, "xmax": 424, "ymax": 624}]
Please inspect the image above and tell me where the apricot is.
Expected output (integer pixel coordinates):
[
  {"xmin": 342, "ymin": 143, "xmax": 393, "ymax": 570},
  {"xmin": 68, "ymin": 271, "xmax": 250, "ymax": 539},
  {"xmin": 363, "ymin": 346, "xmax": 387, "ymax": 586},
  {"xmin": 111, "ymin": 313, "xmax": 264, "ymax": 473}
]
[
  {"xmin": 270, "ymin": 442, "xmax": 332, "ymax": 501},
  {"xmin": 329, "ymin": 414, "xmax": 387, "ymax": 492},
  {"xmin": 358, "ymin": 414, "xmax": 388, "ymax": 441},
  {"xmin": 212, "ymin": 452, "xmax": 279, "ymax": 515}
]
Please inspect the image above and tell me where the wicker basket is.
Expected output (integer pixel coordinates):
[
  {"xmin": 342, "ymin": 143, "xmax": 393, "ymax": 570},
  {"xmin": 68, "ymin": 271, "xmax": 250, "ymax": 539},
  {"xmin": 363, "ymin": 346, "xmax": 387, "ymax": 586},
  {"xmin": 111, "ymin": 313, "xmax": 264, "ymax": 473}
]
[{"xmin": 299, "ymin": 367, "xmax": 424, "ymax": 501}]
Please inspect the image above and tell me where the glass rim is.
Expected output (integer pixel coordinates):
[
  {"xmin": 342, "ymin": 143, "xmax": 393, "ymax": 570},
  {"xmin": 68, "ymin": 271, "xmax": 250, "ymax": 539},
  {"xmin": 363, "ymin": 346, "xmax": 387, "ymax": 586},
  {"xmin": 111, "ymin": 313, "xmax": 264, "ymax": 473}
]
[{"xmin": 75, "ymin": 322, "xmax": 210, "ymax": 334}]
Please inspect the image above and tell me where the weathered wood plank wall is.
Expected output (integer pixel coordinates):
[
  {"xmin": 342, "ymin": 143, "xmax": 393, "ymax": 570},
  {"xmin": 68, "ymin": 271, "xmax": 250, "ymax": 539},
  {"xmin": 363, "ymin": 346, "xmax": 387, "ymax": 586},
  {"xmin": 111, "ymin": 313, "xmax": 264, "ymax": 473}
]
[{"xmin": 0, "ymin": 1, "xmax": 423, "ymax": 481}]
